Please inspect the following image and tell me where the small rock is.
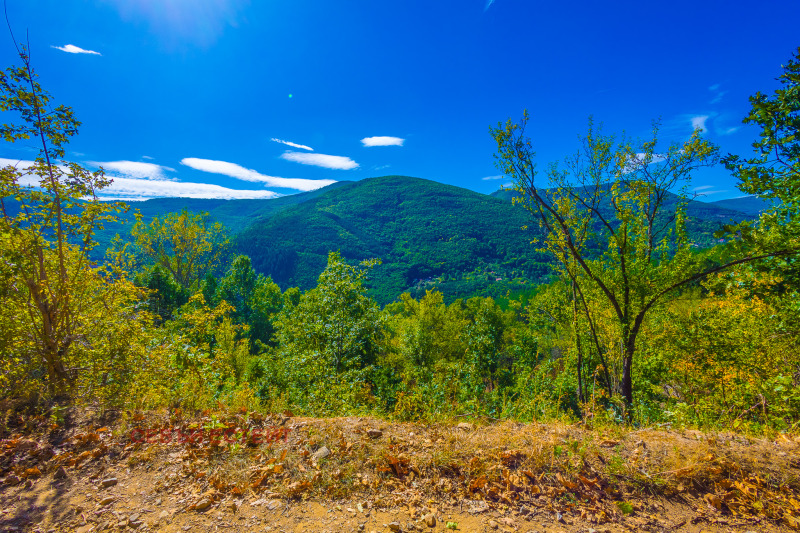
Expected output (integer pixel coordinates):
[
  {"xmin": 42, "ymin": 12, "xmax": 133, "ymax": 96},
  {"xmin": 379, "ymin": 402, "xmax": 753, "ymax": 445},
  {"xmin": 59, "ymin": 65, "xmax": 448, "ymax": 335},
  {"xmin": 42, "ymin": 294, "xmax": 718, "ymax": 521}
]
[
  {"xmin": 312, "ymin": 446, "xmax": 331, "ymax": 460},
  {"xmin": 158, "ymin": 510, "xmax": 171, "ymax": 521},
  {"xmin": 100, "ymin": 478, "xmax": 118, "ymax": 488},
  {"xmin": 388, "ymin": 522, "xmax": 402, "ymax": 532},
  {"xmin": 367, "ymin": 429, "xmax": 383, "ymax": 438},
  {"xmin": 488, "ymin": 519, "xmax": 499, "ymax": 529},
  {"xmin": 265, "ymin": 499, "xmax": 282, "ymax": 511},
  {"xmin": 99, "ymin": 497, "xmax": 115, "ymax": 506},
  {"xmin": 457, "ymin": 422, "xmax": 475, "ymax": 431},
  {"xmin": 4, "ymin": 474, "xmax": 21, "ymax": 485},
  {"xmin": 16, "ymin": 439, "xmax": 38, "ymax": 452},
  {"xmin": 129, "ymin": 513, "xmax": 140, "ymax": 523},
  {"xmin": 194, "ymin": 499, "xmax": 212, "ymax": 512},
  {"xmin": 424, "ymin": 513, "xmax": 436, "ymax": 528},
  {"xmin": 53, "ymin": 466, "xmax": 68, "ymax": 480}
]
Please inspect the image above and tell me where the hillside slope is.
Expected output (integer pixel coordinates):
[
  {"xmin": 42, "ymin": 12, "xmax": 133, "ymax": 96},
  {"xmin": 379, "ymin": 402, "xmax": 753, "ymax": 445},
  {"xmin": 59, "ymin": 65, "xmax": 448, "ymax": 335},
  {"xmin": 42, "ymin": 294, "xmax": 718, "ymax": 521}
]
[{"xmin": 237, "ymin": 176, "xmax": 549, "ymax": 304}]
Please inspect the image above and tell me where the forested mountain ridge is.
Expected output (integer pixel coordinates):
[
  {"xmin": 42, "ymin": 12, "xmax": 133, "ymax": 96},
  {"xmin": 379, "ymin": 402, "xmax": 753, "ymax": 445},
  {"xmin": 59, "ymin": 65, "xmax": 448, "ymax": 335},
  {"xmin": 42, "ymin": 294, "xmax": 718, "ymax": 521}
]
[
  {"xmin": 235, "ymin": 175, "xmax": 549, "ymax": 304},
  {"xmin": 81, "ymin": 175, "xmax": 763, "ymax": 304},
  {"xmin": 234, "ymin": 175, "xmax": 758, "ymax": 304}
]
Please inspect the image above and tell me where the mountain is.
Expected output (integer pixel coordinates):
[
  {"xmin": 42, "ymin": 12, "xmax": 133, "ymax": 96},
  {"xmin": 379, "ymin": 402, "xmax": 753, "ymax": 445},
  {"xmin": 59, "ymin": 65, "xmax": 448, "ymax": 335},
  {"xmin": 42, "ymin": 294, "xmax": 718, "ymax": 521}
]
[
  {"xmin": 87, "ymin": 176, "xmax": 760, "ymax": 305},
  {"xmin": 705, "ymin": 195, "xmax": 774, "ymax": 216},
  {"xmin": 489, "ymin": 188, "xmax": 757, "ymax": 222},
  {"xmin": 236, "ymin": 176, "xmax": 550, "ymax": 304},
  {"xmin": 92, "ymin": 181, "xmax": 349, "ymax": 253}
]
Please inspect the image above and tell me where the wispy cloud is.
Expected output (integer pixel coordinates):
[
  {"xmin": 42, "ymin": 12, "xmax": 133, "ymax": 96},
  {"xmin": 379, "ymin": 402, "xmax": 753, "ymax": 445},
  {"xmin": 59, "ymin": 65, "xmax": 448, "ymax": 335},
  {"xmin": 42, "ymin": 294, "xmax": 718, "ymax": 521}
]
[
  {"xmin": 102, "ymin": 178, "xmax": 279, "ymax": 200},
  {"xmin": 280, "ymin": 151, "xmax": 359, "ymax": 170},
  {"xmin": 484, "ymin": 0, "xmax": 497, "ymax": 11},
  {"xmin": 141, "ymin": 155, "xmax": 154, "ymax": 160},
  {"xmin": 361, "ymin": 136, "xmax": 405, "ymax": 147},
  {"xmin": 482, "ymin": 175, "xmax": 506, "ymax": 181},
  {"xmin": 89, "ymin": 160, "xmax": 175, "ymax": 181},
  {"xmin": 181, "ymin": 157, "xmax": 337, "ymax": 191},
  {"xmin": 693, "ymin": 185, "xmax": 714, "ymax": 191},
  {"xmin": 52, "ymin": 44, "xmax": 101, "ymax": 55},
  {"xmin": 690, "ymin": 115, "xmax": 709, "ymax": 133},
  {"xmin": 271, "ymin": 138, "xmax": 314, "ymax": 151},
  {"xmin": 0, "ymin": 157, "xmax": 279, "ymax": 200},
  {"xmin": 719, "ymin": 126, "xmax": 739, "ymax": 136},
  {"xmin": 708, "ymin": 83, "xmax": 727, "ymax": 104},
  {"xmin": 695, "ymin": 189, "xmax": 728, "ymax": 197}
]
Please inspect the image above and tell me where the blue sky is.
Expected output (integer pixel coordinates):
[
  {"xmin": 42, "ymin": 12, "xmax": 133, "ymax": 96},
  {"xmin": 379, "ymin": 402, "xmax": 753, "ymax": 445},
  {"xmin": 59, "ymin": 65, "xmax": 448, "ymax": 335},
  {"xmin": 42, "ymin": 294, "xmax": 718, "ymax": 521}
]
[{"xmin": 1, "ymin": 0, "xmax": 798, "ymax": 201}]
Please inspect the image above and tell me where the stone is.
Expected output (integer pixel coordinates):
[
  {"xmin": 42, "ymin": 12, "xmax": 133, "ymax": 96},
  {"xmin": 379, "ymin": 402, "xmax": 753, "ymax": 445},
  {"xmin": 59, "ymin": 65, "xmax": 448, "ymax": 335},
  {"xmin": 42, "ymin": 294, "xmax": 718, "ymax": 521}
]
[
  {"xmin": 424, "ymin": 513, "xmax": 436, "ymax": 528},
  {"xmin": 312, "ymin": 446, "xmax": 331, "ymax": 460},
  {"xmin": 16, "ymin": 439, "xmax": 38, "ymax": 452},
  {"xmin": 100, "ymin": 478, "xmax": 118, "ymax": 488},
  {"xmin": 194, "ymin": 499, "xmax": 212, "ymax": 511},
  {"xmin": 488, "ymin": 519, "xmax": 499, "ymax": 529},
  {"xmin": 99, "ymin": 497, "xmax": 115, "ymax": 506},
  {"xmin": 457, "ymin": 422, "xmax": 475, "ymax": 431},
  {"xmin": 388, "ymin": 522, "xmax": 402, "ymax": 532},
  {"xmin": 367, "ymin": 429, "xmax": 383, "ymax": 438},
  {"xmin": 53, "ymin": 466, "xmax": 68, "ymax": 480},
  {"xmin": 158, "ymin": 510, "xmax": 171, "ymax": 521},
  {"xmin": 266, "ymin": 499, "xmax": 282, "ymax": 511}
]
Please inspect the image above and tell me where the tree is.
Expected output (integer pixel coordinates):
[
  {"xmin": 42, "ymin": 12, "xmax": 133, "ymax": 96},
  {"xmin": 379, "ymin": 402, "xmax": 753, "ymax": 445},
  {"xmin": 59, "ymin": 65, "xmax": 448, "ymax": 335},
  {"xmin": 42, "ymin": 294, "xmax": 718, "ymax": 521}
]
[
  {"xmin": 723, "ymin": 47, "xmax": 800, "ymax": 285},
  {"xmin": 215, "ymin": 254, "xmax": 282, "ymax": 350},
  {"xmin": 0, "ymin": 44, "xmax": 130, "ymax": 398},
  {"xmin": 129, "ymin": 208, "xmax": 230, "ymax": 291},
  {"xmin": 490, "ymin": 114, "xmax": 793, "ymax": 412},
  {"xmin": 267, "ymin": 252, "xmax": 385, "ymax": 413}
]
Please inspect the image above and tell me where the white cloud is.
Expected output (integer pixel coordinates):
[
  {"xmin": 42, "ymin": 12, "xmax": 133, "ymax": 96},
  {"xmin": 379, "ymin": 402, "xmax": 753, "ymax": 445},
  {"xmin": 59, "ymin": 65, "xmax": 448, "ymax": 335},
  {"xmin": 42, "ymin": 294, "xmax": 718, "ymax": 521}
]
[
  {"xmin": 695, "ymin": 189, "xmax": 727, "ymax": 197},
  {"xmin": 52, "ymin": 44, "xmax": 101, "ymax": 55},
  {"xmin": 361, "ymin": 136, "xmax": 405, "ymax": 147},
  {"xmin": 271, "ymin": 138, "xmax": 313, "ymax": 151},
  {"xmin": 719, "ymin": 126, "xmax": 739, "ymax": 136},
  {"xmin": 692, "ymin": 185, "xmax": 714, "ymax": 191},
  {"xmin": 101, "ymin": 176, "xmax": 280, "ymax": 200},
  {"xmin": 482, "ymin": 175, "xmax": 505, "ymax": 181},
  {"xmin": 484, "ymin": 0, "xmax": 497, "ymax": 11},
  {"xmin": 181, "ymin": 157, "xmax": 337, "ymax": 190},
  {"xmin": 0, "ymin": 157, "xmax": 281, "ymax": 200},
  {"xmin": 141, "ymin": 155, "xmax": 154, "ymax": 160},
  {"xmin": 89, "ymin": 160, "xmax": 175, "ymax": 181},
  {"xmin": 708, "ymin": 84, "xmax": 726, "ymax": 104},
  {"xmin": 280, "ymin": 151, "xmax": 359, "ymax": 170},
  {"xmin": 690, "ymin": 115, "xmax": 709, "ymax": 133}
]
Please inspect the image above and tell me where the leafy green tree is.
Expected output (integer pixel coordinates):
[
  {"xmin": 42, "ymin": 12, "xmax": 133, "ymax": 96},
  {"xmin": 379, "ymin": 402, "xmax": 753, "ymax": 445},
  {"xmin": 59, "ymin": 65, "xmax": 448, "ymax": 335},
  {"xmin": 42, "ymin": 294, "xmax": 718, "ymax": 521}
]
[
  {"xmin": 216, "ymin": 254, "xmax": 282, "ymax": 350},
  {"xmin": 491, "ymin": 114, "xmax": 791, "ymax": 412},
  {"xmin": 0, "ymin": 45, "xmax": 132, "ymax": 398},
  {"xmin": 723, "ymin": 47, "xmax": 800, "ymax": 285},
  {"xmin": 267, "ymin": 252, "xmax": 385, "ymax": 413},
  {"xmin": 277, "ymin": 252, "xmax": 383, "ymax": 373},
  {"xmin": 136, "ymin": 264, "xmax": 188, "ymax": 323},
  {"xmin": 129, "ymin": 208, "xmax": 230, "ymax": 291}
]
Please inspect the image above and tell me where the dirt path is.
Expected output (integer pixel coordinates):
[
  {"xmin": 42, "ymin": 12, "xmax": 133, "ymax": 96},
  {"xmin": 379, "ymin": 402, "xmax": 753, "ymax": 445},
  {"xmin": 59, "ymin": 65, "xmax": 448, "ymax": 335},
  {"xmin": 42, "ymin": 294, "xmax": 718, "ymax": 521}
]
[{"xmin": 1, "ymin": 412, "xmax": 797, "ymax": 532}]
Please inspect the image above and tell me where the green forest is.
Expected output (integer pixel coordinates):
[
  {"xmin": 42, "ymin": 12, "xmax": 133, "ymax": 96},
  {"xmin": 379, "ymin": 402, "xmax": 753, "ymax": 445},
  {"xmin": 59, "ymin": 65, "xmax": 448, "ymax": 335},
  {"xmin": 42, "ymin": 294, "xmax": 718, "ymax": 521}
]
[{"xmin": 2, "ymin": 45, "xmax": 799, "ymax": 435}]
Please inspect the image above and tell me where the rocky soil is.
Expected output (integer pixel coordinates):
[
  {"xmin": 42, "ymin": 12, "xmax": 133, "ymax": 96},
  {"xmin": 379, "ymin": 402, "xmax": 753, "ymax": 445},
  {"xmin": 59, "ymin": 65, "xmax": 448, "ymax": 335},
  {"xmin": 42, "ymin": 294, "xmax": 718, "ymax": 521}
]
[{"xmin": 1, "ymin": 410, "xmax": 798, "ymax": 532}]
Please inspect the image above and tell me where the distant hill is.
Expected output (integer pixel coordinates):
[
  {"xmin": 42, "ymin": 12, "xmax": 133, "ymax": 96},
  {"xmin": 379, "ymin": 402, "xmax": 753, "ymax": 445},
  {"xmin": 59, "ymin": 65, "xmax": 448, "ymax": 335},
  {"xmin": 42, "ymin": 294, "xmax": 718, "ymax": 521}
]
[
  {"xmin": 489, "ymin": 187, "xmax": 757, "ymax": 229},
  {"xmin": 236, "ymin": 176, "xmax": 550, "ymax": 304},
  {"xmin": 705, "ymin": 195, "xmax": 774, "ymax": 216},
  {"xmin": 93, "ymin": 181, "xmax": 349, "ymax": 252},
  {"xmin": 85, "ymin": 177, "xmax": 760, "ymax": 305}
]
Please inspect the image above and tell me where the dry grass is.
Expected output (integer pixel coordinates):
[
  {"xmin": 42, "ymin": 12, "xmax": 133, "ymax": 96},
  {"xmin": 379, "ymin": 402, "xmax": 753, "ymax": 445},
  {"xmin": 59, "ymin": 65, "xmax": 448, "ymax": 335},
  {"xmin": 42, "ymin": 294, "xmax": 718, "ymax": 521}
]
[{"xmin": 2, "ymin": 408, "xmax": 799, "ymax": 529}]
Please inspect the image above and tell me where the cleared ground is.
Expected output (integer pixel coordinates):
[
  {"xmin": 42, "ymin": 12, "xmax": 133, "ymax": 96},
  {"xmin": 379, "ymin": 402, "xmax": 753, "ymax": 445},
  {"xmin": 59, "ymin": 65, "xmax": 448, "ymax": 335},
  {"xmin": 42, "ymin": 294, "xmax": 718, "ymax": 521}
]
[{"xmin": 1, "ymin": 410, "xmax": 798, "ymax": 532}]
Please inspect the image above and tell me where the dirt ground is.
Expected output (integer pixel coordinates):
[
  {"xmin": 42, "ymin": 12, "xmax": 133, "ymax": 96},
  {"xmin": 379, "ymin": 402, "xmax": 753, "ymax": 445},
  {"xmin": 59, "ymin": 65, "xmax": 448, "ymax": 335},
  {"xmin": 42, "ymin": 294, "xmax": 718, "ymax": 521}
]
[{"xmin": 1, "ymin": 411, "xmax": 798, "ymax": 532}]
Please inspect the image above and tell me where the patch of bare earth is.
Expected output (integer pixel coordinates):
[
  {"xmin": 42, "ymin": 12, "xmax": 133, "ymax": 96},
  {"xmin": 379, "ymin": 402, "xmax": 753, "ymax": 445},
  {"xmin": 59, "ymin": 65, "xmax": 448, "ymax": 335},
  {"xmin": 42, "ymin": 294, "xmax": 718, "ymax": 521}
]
[{"xmin": 1, "ymin": 410, "xmax": 798, "ymax": 532}]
